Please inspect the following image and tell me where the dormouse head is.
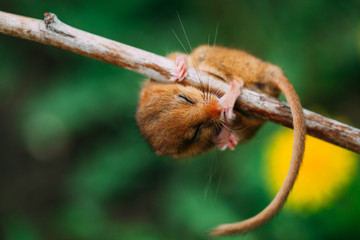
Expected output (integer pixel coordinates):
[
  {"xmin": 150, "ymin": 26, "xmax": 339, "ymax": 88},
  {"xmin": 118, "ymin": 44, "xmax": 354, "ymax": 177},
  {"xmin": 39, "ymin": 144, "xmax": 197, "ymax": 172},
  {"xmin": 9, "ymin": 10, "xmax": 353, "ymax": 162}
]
[{"xmin": 136, "ymin": 80, "xmax": 222, "ymax": 158}]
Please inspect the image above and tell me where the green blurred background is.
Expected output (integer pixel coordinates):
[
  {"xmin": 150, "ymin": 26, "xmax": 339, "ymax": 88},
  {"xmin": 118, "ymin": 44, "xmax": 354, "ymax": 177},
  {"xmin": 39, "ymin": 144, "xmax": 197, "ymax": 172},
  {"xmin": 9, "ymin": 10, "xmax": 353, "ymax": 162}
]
[{"xmin": 1, "ymin": 0, "xmax": 360, "ymax": 239}]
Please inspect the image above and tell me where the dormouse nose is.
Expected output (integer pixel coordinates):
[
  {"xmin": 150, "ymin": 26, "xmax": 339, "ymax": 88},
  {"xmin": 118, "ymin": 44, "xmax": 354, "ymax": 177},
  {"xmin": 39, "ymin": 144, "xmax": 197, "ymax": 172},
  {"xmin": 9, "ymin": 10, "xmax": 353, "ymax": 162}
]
[{"xmin": 204, "ymin": 99, "xmax": 222, "ymax": 119}]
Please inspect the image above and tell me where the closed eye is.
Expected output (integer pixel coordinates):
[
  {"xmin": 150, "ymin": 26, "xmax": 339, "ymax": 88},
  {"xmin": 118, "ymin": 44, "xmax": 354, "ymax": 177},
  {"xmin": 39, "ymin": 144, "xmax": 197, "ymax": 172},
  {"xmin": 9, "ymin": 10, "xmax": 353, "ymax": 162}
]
[
  {"xmin": 190, "ymin": 124, "xmax": 202, "ymax": 142},
  {"xmin": 205, "ymin": 72, "xmax": 226, "ymax": 82},
  {"xmin": 178, "ymin": 94, "xmax": 194, "ymax": 104}
]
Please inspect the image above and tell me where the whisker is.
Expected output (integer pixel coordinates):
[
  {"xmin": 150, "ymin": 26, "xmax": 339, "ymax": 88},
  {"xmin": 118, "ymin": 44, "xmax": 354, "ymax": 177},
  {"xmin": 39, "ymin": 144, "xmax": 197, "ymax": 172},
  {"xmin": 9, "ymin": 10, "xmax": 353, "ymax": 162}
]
[
  {"xmin": 203, "ymin": 40, "xmax": 211, "ymax": 102},
  {"xmin": 206, "ymin": 34, "xmax": 211, "ymax": 102},
  {"xmin": 215, "ymin": 122, "xmax": 224, "ymax": 132},
  {"xmin": 213, "ymin": 24, "xmax": 219, "ymax": 46},
  {"xmin": 219, "ymin": 121, "xmax": 236, "ymax": 132},
  {"xmin": 177, "ymin": 12, "xmax": 192, "ymax": 52},
  {"xmin": 219, "ymin": 119, "xmax": 248, "ymax": 134},
  {"xmin": 191, "ymin": 50, "xmax": 207, "ymax": 101},
  {"xmin": 204, "ymin": 25, "xmax": 220, "ymax": 102},
  {"xmin": 217, "ymin": 130, "xmax": 233, "ymax": 145},
  {"xmin": 212, "ymin": 88, "xmax": 223, "ymax": 99},
  {"xmin": 192, "ymin": 57, "xmax": 207, "ymax": 101},
  {"xmin": 171, "ymin": 28, "xmax": 189, "ymax": 54},
  {"xmin": 215, "ymin": 170, "xmax": 222, "ymax": 197},
  {"xmin": 219, "ymin": 122, "xmax": 231, "ymax": 131},
  {"xmin": 172, "ymin": 17, "xmax": 207, "ymax": 100},
  {"xmin": 193, "ymin": 63, "xmax": 206, "ymax": 99}
]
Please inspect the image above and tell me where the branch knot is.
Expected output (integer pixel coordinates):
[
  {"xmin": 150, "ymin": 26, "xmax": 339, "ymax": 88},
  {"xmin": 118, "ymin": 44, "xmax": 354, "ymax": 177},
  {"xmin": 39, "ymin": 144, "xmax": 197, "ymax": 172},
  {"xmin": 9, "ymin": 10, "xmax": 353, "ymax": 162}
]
[{"xmin": 44, "ymin": 12, "xmax": 75, "ymax": 38}]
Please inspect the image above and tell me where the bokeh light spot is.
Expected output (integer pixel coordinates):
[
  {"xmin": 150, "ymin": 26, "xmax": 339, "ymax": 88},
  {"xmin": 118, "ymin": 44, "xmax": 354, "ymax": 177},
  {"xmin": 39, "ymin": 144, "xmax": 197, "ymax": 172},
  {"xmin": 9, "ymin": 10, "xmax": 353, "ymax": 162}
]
[{"xmin": 264, "ymin": 128, "xmax": 358, "ymax": 213}]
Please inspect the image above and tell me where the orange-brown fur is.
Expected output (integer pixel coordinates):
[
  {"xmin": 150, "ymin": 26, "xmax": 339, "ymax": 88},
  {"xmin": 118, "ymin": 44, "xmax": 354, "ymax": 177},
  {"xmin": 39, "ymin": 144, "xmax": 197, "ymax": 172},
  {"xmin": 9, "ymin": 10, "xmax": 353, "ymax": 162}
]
[
  {"xmin": 188, "ymin": 45, "xmax": 280, "ymax": 97},
  {"xmin": 188, "ymin": 46, "xmax": 282, "ymax": 143},
  {"xmin": 136, "ymin": 80, "xmax": 222, "ymax": 158},
  {"xmin": 136, "ymin": 45, "xmax": 306, "ymax": 236}
]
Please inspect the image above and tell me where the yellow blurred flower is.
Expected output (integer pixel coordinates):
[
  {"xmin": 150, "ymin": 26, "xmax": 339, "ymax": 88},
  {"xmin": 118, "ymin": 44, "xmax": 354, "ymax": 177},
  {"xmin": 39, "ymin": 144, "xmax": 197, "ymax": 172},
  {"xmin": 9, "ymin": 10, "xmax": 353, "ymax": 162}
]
[{"xmin": 264, "ymin": 128, "xmax": 358, "ymax": 213}]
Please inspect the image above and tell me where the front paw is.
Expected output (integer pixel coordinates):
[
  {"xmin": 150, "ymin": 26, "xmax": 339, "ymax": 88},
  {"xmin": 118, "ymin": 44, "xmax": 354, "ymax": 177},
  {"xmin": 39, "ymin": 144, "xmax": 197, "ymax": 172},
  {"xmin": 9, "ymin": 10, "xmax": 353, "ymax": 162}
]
[
  {"xmin": 170, "ymin": 54, "xmax": 188, "ymax": 82},
  {"xmin": 214, "ymin": 127, "xmax": 239, "ymax": 151},
  {"xmin": 219, "ymin": 79, "xmax": 243, "ymax": 121}
]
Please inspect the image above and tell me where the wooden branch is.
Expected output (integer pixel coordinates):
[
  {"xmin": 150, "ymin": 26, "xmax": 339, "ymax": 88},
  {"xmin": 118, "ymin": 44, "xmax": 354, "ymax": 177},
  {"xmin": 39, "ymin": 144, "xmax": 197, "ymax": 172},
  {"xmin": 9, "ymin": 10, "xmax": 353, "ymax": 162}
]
[{"xmin": 0, "ymin": 11, "xmax": 359, "ymax": 154}]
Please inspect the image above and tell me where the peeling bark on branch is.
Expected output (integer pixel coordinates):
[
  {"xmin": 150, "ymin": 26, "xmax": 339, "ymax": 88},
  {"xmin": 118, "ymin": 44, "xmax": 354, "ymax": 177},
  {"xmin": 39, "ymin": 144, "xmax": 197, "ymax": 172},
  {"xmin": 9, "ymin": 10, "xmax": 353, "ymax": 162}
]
[{"xmin": 0, "ymin": 11, "xmax": 359, "ymax": 154}]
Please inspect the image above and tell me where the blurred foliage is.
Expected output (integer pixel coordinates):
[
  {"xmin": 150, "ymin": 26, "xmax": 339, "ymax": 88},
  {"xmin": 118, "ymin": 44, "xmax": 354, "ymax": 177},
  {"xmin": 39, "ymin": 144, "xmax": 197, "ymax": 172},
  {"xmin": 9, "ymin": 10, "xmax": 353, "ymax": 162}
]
[{"xmin": 0, "ymin": 0, "xmax": 360, "ymax": 239}]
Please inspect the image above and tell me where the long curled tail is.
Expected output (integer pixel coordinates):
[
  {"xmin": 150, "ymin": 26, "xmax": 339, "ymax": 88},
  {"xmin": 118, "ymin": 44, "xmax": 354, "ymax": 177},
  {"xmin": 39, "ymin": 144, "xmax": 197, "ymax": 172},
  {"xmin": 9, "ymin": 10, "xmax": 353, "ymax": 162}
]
[{"xmin": 210, "ymin": 73, "xmax": 306, "ymax": 236}]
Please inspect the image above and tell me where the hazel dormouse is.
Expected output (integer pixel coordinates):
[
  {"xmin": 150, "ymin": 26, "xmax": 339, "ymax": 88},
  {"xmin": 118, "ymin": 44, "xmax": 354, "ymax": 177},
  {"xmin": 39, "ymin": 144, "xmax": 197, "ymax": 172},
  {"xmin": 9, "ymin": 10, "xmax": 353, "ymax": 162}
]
[{"xmin": 136, "ymin": 45, "xmax": 306, "ymax": 236}]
